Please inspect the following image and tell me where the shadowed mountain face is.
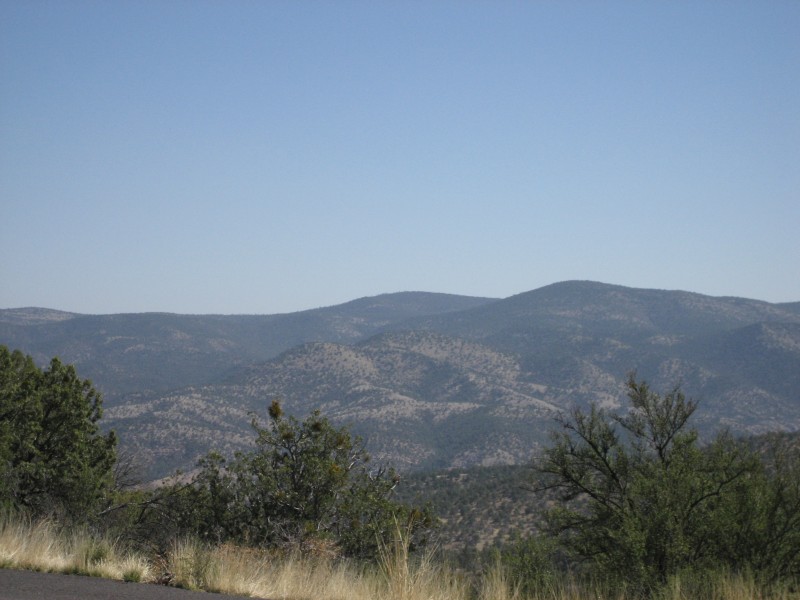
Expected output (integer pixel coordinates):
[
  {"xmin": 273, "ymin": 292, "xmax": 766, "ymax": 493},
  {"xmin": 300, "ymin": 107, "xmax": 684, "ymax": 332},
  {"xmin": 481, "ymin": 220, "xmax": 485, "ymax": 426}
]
[{"xmin": 3, "ymin": 282, "xmax": 799, "ymax": 478}]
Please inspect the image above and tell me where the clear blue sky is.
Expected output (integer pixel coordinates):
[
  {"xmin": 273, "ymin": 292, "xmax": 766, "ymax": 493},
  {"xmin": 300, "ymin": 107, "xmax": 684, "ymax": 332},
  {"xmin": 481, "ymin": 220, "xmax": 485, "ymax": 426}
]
[{"xmin": 2, "ymin": 1, "xmax": 798, "ymax": 314}]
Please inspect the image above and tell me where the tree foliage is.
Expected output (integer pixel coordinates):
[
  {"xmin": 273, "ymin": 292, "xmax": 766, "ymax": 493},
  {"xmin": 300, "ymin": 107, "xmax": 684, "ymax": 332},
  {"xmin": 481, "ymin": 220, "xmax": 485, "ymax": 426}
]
[
  {"xmin": 175, "ymin": 400, "xmax": 434, "ymax": 559},
  {"xmin": 0, "ymin": 346, "xmax": 117, "ymax": 520},
  {"xmin": 536, "ymin": 374, "xmax": 800, "ymax": 588}
]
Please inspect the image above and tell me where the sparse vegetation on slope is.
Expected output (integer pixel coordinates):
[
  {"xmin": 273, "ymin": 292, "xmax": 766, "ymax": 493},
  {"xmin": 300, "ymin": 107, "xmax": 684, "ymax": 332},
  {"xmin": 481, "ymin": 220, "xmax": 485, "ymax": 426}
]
[
  {"xmin": 0, "ymin": 292, "xmax": 497, "ymax": 400},
  {"xmin": 396, "ymin": 464, "xmax": 541, "ymax": 554},
  {"xmin": 91, "ymin": 282, "xmax": 800, "ymax": 479}
]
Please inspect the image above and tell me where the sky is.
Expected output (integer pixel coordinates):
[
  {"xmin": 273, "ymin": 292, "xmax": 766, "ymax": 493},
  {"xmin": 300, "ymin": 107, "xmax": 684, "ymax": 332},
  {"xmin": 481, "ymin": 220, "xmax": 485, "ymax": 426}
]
[{"xmin": 1, "ymin": 1, "xmax": 798, "ymax": 315}]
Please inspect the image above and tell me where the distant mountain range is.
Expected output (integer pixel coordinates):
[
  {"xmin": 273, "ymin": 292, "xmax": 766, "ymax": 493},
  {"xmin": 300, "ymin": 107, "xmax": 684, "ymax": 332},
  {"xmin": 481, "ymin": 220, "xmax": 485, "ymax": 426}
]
[
  {"xmin": 0, "ymin": 292, "xmax": 495, "ymax": 399},
  {"xmin": 2, "ymin": 281, "xmax": 799, "ymax": 479}
]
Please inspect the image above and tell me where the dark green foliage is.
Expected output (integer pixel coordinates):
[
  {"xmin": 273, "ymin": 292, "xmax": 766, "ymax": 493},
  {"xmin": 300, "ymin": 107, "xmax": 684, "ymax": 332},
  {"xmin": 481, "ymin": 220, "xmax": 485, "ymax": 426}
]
[
  {"xmin": 706, "ymin": 432, "xmax": 800, "ymax": 582},
  {"xmin": 175, "ymin": 403, "xmax": 434, "ymax": 559},
  {"xmin": 0, "ymin": 346, "xmax": 117, "ymax": 520},
  {"xmin": 496, "ymin": 534, "xmax": 558, "ymax": 596},
  {"xmin": 536, "ymin": 374, "xmax": 800, "ymax": 589}
]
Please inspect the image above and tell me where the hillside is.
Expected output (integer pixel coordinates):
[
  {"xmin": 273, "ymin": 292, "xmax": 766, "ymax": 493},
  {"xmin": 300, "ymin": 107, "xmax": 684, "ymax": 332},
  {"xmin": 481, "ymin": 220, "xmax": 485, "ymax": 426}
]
[
  {"xmin": 396, "ymin": 430, "xmax": 800, "ymax": 556},
  {"xmin": 93, "ymin": 281, "xmax": 800, "ymax": 478},
  {"xmin": 106, "ymin": 331, "xmax": 562, "ymax": 475},
  {"xmin": 4, "ymin": 281, "xmax": 799, "ymax": 479},
  {"xmin": 395, "ymin": 464, "xmax": 539, "ymax": 553},
  {"xmin": 0, "ymin": 292, "xmax": 497, "ymax": 399}
]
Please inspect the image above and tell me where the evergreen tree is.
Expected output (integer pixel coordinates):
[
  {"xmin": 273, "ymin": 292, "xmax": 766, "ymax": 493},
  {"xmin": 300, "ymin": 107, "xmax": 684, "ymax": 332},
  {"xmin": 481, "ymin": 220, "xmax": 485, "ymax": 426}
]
[{"xmin": 0, "ymin": 346, "xmax": 117, "ymax": 520}]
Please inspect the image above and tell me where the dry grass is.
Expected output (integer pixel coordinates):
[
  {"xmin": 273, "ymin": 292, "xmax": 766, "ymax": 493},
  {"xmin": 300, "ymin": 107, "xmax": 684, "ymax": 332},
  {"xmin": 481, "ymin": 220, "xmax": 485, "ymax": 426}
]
[
  {"xmin": 653, "ymin": 571, "xmax": 799, "ymax": 600},
  {"xmin": 0, "ymin": 515, "xmax": 152, "ymax": 582},
  {"xmin": 165, "ymin": 537, "xmax": 376, "ymax": 599},
  {"xmin": 479, "ymin": 561, "xmax": 523, "ymax": 600},
  {"xmin": 1, "ymin": 514, "xmax": 796, "ymax": 600},
  {"xmin": 376, "ymin": 522, "xmax": 471, "ymax": 600},
  {"xmin": 163, "ymin": 527, "xmax": 471, "ymax": 600}
]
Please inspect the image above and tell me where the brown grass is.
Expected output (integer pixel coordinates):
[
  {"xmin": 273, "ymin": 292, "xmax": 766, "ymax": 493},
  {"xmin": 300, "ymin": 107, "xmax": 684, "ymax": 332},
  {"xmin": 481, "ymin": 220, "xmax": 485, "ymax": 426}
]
[
  {"xmin": 0, "ymin": 516, "xmax": 152, "ymax": 582},
  {"xmin": 1, "ymin": 514, "xmax": 796, "ymax": 599}
]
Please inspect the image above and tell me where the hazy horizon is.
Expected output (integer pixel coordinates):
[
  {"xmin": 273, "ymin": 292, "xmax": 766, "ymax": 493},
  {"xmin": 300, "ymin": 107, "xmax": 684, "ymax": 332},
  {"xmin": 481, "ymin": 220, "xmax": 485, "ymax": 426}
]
[{"xmin": 3, "ymin": 279, "xmax": 798, "ymax": 317}]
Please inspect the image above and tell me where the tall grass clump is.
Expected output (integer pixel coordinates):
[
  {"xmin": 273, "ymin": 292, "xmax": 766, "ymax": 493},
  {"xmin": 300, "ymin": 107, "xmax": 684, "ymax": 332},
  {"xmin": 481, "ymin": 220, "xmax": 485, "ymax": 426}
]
[
  {"xmin": 377, "ymin": 522, "xmax": 470, "ymax": 600},
  {"xmin": 0, "ymin": 513, "xmax": 152, "ymax": 582},
  {"xmin": 164, "ymin": 536, "xmax": 377, "ymax": 599},
  {"xmin": 652, "ymin": 569, "xmax": 800, "ymax": 600},
  {"xmin": 479, "ymin": 560, "xmax": 523, "ymax": 600},
  {"xmin": 163, "ymin": 525, "xmax": 474, "ymax": 600},
  {"xmin": 0, "ymin": 514, "xmax": 62, "ymax": 571}
]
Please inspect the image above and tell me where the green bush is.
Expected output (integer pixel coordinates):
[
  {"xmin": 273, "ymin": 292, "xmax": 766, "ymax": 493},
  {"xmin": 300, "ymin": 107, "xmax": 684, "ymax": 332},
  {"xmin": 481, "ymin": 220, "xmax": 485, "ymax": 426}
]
[
  {"xmin": 535, "ymin": 374, "xmax": 800, "ymax": 590},
  {"xmin": 498, "ymin": 534, "xmax": 558, "ymax": 596},
  {"xmin": 173, "ymin": 400, "xmax": 434, "ymax": 559}
]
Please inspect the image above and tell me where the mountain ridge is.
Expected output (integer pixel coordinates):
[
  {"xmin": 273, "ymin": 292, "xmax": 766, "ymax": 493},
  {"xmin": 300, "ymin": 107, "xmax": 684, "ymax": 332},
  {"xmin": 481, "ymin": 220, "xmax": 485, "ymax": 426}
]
[
  {"xmin": 3, "ymin": 281, "xmax": 798, "ymax": 479},
  {"xmin": 0, "ymin": 291, "xmax": 497, "ymax": 398}
]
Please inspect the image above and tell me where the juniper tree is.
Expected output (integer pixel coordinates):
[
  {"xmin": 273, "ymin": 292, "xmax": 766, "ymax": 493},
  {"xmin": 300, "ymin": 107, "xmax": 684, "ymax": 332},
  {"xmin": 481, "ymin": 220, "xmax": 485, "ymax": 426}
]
[{"xmin": 0, "ymin": 346, "xmax": 117, "ymax": 520}]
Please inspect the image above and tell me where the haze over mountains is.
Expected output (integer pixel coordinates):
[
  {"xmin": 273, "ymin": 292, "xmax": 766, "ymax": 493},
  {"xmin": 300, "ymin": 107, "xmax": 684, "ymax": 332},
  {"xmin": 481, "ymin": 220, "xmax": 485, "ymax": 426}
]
[
  {"xmin": 0, "ymin": 293, "xmax": 495, "ymax": 398},
  {"xmin": 2, "ymin": 281, "xmax": 799, "ymax": 478}
]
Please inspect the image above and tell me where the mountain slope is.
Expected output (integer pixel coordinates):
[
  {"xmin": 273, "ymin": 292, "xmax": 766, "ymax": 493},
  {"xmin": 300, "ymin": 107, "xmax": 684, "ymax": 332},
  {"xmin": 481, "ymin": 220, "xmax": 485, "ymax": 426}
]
[
  {"xmin": 390, "ymin": 281, "xmax": 800, "ymax": 345},
  {"xmin": 386, "ymin": 281, "xmax": 800, "ymax": 419},
  {"xmin": 6, "ymin": 282, "xmax": 799, "ymax": 479},
  {"xmin": 106, "ymin": 331, "xmax": 560, "ymax": 475},
  {"xmin": 105, "ymin": 285, "xmax": 800, "ymax": 478},
  {"xmin": 0, "ymin": 292, "xmax": 497, "ymax": 399}
]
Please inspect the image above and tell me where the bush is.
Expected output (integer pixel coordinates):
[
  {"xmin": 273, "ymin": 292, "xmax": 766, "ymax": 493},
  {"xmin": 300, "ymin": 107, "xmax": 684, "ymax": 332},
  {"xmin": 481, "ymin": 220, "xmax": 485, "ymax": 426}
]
[
  {"xmin": 497, "ymin": 534, "xmax": 558, "ymax": 596},
  {"xmin": 174, "ymin": 401, "xmax": 434, "ymax": 559},
  {"xmin": 535, "ymin": 374, "xmax": 800, "ymax": 589}
]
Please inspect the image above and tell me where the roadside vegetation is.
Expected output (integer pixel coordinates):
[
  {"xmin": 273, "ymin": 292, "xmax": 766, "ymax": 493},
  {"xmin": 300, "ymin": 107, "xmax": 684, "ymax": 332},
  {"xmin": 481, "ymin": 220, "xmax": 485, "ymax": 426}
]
[
  {"xmin": 1, "ymin": 345, "xmax": 799, "ymax": 599},
  {"xmin": 4, "ymin": 515, "xmax": 798, "ymax": 600}
]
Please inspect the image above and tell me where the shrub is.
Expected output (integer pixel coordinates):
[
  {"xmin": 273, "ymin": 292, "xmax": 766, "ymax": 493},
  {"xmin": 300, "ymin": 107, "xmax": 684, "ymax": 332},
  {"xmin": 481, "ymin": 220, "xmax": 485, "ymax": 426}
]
[{"xmin": 536, "ymin": 374, "xmax": 800, "ymax": 589}]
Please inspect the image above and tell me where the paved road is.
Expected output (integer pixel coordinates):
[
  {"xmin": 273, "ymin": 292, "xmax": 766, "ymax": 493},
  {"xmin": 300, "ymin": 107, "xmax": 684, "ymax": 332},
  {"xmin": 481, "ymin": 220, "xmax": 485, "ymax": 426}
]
[{"xmin": 0, "ymin": 569, "xmax": 263, "ymax": 600}]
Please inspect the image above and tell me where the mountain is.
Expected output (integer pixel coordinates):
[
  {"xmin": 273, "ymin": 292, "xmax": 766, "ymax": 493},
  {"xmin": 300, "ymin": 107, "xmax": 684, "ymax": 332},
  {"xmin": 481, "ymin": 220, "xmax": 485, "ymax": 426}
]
[
  {"xmin": 3, "ymin": 282, "xmax": 799, "ymax": 478},
  {"xmin": 377, "ymin": 281, "xmax": 800, "ymax": 429},
  {"xmin": 387, "ymin": 281, "xmax": 798, "ymax": 344},
  {"xmin": 0, "ymin": 307, "xmax": 78, "ymax": 325},
  {"xmin": 0, "ymin": 292, "xmax": 497, "ymax": 399},
  {"xmin": 106, "ymin": 330, "xmax": 561, "ymax": 475},
  {"xmin": 93, "ymin": 282, "xmax": 800, "ymax": 478}
]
